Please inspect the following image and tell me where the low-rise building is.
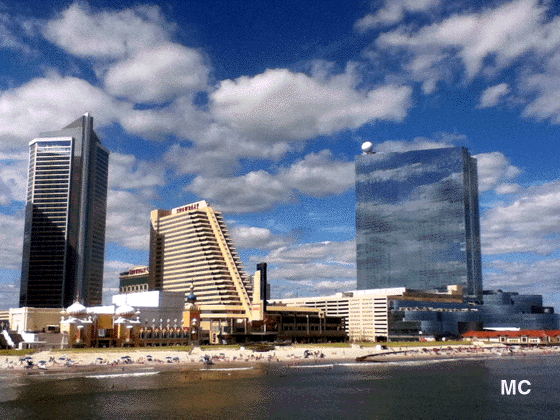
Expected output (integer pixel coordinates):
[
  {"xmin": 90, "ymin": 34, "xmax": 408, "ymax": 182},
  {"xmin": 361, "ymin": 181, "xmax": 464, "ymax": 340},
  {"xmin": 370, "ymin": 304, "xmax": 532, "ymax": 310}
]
[
  {"xmin": 119, "ymin": 265, "xmax": 150, "ymax": 294},
  {"xmin": 463, "ymin": 330, "xmax": 560, "ymax": 345},
  {"xmin": 59, "ymin": 290, "xmax": 203, "ymax": 348},
  {"xmin": 278, "ymin": 286, "xmax": 559, "ymax": 342},
  {"xmin": 271, "ymin": 293, "xmax": 351, "ymax": 323},
  {"xmin": 9, "ymin": 307, "xmax": 63, "ymax": 334},
  {"xmin": 278, "ymin": 286, "xmax": 461, "ymax": 342},
  {"xmin": 112, "ymin": 290, "xmax": 185, "ymax": 328},
  {"xmin": 0, "ymin": 310, "xmax": 9, "ymax": 330}
]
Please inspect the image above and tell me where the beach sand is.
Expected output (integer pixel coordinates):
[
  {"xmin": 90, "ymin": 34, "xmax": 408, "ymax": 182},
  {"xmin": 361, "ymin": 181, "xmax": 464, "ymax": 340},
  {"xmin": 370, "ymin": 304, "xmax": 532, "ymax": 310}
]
[{"xmin": 2, "ymin": 343, "xmax": 559, "ymax": 377}]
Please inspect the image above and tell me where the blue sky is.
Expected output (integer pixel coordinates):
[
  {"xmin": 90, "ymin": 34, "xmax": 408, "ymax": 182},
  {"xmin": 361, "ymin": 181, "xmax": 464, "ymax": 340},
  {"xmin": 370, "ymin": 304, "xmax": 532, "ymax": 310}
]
[{"xmin": 1, "ymin": 0, "xmax": 560, "ymax": 310}]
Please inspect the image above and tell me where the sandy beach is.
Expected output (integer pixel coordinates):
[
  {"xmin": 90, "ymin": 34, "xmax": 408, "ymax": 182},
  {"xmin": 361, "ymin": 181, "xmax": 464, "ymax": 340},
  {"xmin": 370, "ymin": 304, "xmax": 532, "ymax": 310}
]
[{"xmin": 2, "ymin": 343, "xmax": 559, "ymax": 377}]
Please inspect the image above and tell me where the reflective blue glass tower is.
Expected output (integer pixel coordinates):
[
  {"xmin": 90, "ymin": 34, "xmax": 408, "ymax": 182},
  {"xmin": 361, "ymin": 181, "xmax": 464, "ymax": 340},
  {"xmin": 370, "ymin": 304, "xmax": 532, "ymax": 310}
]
[{"xmin": 356, "ymin": 147, "xmax": 482, "ymax": 299}]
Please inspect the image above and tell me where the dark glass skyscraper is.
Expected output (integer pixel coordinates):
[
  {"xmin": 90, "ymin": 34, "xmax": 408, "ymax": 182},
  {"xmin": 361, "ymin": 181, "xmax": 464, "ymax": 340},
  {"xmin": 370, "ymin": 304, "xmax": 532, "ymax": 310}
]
[
  {"xmin": 356, "ymin": 147, "xmax": 482, "ymax": 299},
  {"xmin": 19, "ymin": 114, "xmax": 109, "ymax": 308}
]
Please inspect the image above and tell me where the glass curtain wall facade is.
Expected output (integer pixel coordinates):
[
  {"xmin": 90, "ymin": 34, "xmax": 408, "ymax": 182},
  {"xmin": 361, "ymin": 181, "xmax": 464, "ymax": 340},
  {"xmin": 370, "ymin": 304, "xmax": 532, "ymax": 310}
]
[
  {"xmin": 19, "ymin": 114, "xmax": 109, "ymax": 308},
  {"xmin": 356, "ymin": 147, "xmax": 482, "ymax": 299}
]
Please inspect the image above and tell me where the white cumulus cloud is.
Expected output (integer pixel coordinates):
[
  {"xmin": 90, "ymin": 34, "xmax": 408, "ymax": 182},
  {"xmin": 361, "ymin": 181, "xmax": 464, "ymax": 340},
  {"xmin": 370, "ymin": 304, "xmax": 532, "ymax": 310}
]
[
  {"xmin": 264, "ymin": 240, "xmax": 356, "ymax": 290},
  {"xmin": 109, "ymin": 152, "xmax": 165, "ymax": 195},
  {"xmin": 230, "ymin": 226, "xmax": 293, "ymax": 250},
  {"xmin": 377, "ymin": 0, "xmax": 547, "ymax": 78},
  {"xmin": 186, "ymin": 150, "xmax": 355, "ymax": 213},
  {"xmin": 355, "ymin": 0, "xmax": 441, "ymax": 31},
  {"xmin": 475, "ymin": 151, "xmax": 522, "ymax": 193},
  {"xmin": 105, "ymin": 189, "xmax": 152, "ymax": 250},
  {"xmin": 0, "ymin": 159, "xmax": 27, "ymax": 205},
  {"xmin": 485, "ymin": 259, "xmax": 560, "ymax": 298},
  {"xmin": 0, "ymin": 212, "xmax": 24, "ymax": 270},
  {"xmin": 478, "ymin": 83, "xmax": 510, "ymax": 108},
  {"xmin": 0, "ymin": 74, "xmax": 129, "ymax": 149},
  {"xmin": 44, "ymin": 3, "xmax": 171, "ymax": 60},
  {"xmin": 188, "ymin": 170, "xmax": 295, "ymax": 214},
  {"xmin": 482, "ymin": 180, "xmax": 560, "ymax": 255},
  {"xmin": 211, "ymin": 68, "xmax": 412, "ymax": 141},
  {"xmin": 103, "ymin": 44, "xmax": 210, "ymax": 103}
]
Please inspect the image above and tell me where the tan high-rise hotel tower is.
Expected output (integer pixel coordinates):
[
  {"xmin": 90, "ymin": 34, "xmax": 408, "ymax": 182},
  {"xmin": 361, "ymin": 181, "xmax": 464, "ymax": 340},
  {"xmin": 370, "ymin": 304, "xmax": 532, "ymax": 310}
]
[{"xmin": 149, "ymin": 201, "xmax": 253, "ymax": 314}]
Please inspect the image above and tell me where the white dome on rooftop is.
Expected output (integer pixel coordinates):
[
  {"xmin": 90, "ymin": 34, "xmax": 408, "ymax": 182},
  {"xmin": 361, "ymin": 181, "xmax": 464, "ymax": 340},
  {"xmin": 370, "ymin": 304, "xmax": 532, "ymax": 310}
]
[
  {"xmin": 116, "ymin": 304, "xmax": 136, "ymax": 317},
  {"xmin": 66, "ymin": 301, "xmax": 87, "ymax": 315},
  {"xmin": 361, "ymin": 141, "xmax": 374, "ymax": 153}
]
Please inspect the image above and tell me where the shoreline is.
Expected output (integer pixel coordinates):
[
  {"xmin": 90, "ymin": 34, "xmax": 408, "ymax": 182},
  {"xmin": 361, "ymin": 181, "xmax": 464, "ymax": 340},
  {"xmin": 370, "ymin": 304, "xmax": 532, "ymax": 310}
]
[{"xmin": 2, "ymin": 344, "xmax": 559, "ymax": 379}]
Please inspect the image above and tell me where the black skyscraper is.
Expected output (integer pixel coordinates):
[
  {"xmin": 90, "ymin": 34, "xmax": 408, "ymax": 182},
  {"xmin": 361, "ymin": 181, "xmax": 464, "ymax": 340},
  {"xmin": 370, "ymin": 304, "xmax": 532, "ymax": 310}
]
[{"xmin": 19, "ymin": 114, "xmax": 109, "ymax": 308}]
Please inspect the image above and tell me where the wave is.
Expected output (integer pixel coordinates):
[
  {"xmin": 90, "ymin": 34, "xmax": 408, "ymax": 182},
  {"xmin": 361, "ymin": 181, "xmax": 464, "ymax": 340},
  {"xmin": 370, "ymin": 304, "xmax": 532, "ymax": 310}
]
[
  {"xmin": 336, "ymin": 362, "xmax": 372, "ymax": 367},
  {"xmin": 288, "ymin": 364, "xmax": 335, "ymax": 369},
  {"xmin": 85, "ymin": 371, "xmax": 160, "ymax": 379},
  {"xmin": 288, "ymin": 358, "xmax": 468, "ymax": 369},
  {"xmin": 199, "ymin": 367, "xmax": 255, "ymax": 371}
]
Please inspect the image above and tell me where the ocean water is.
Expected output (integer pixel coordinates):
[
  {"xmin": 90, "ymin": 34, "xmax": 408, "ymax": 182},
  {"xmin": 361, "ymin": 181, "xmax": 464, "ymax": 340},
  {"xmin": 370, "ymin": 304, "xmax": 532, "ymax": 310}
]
[{"xmin": 1, "ymin": 355, "xmax": 559, "ymax": 419}]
